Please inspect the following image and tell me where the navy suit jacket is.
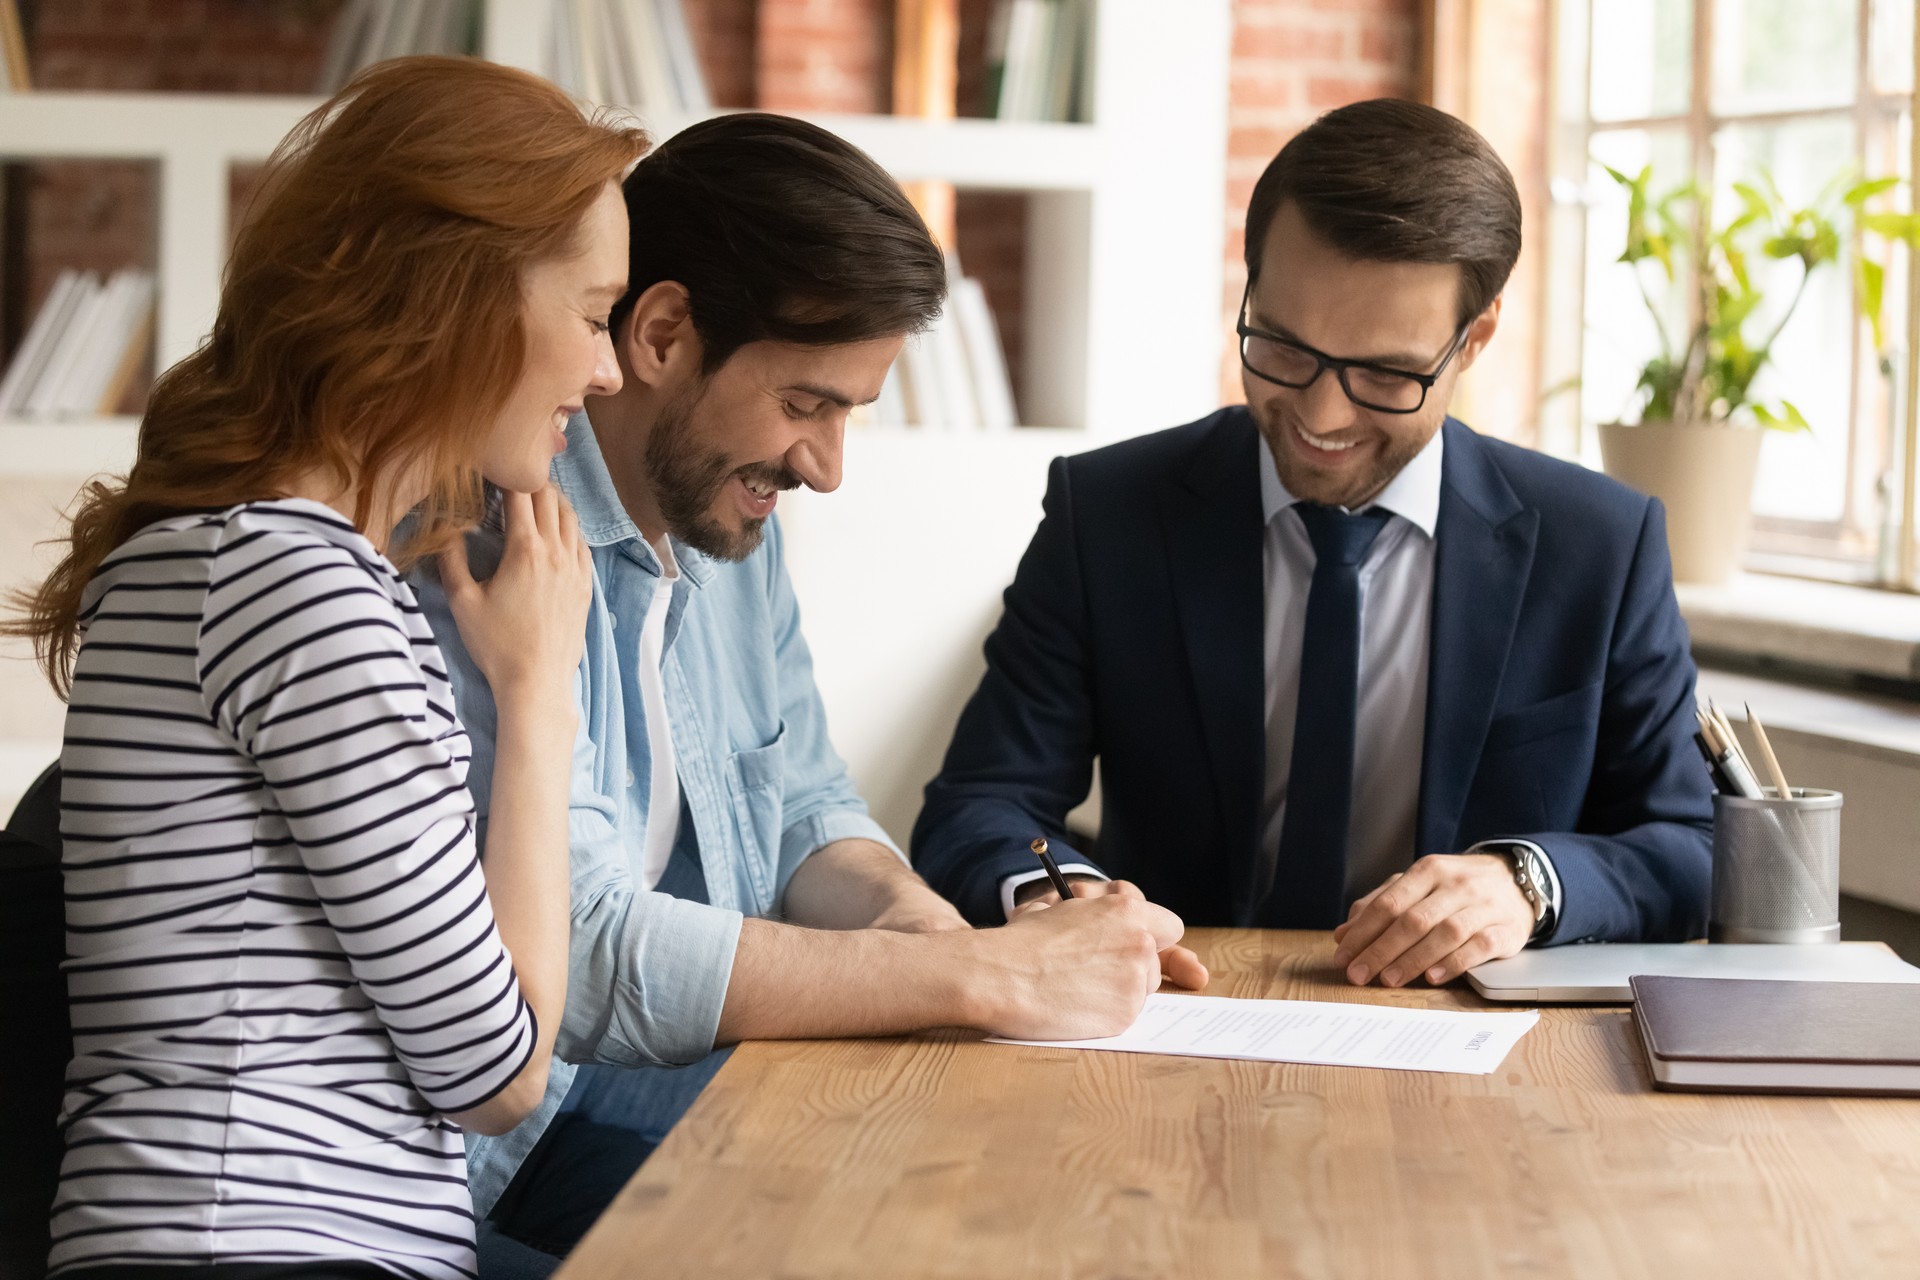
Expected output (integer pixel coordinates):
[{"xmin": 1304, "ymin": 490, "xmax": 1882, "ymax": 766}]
[{"xmin": 912, "ymin": 408, "xmax": 1713, "ymax": 940}]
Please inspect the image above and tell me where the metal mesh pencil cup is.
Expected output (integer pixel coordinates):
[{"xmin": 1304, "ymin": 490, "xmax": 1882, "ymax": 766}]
[{"xmin": 1708, "ymin": 788, "xmax": 1841, "ymax": 944}]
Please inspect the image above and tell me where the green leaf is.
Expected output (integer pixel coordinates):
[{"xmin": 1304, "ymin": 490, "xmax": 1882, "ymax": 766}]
[
  {"xmin": 1863, "ymin": 212, "xmax": 1920, "ymax": 245},
  {"xmin": 1732, "ymin": 181, "xmax": 1771, "ymax": 218},
  {"xmin": 1844, "ymin": 176, "xmax": 1901, "ymax": 207},
  {"xmin": 1752, "ymin": 403, "xmax": 1783, "ymax": 430},
  {"xmin": 1780, "ymin": 398, "xmax": 1812, "ymax": 433},
  {"xmin": 1724, "ymin": 244, "xmax": 1752, "ymax": 293},
  {"xmin": 1860, "ymin": 257, "xmax": 1887, "ymax": 351},
  {"xmin": 1761, "ymin": 233, "xmax": 1802, "ymax": 259}
]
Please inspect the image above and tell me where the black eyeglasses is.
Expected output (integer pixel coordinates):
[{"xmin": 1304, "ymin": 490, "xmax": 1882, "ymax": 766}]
[{"xmin": 1236, "ymin": 285, "xmax": 1471, "ymax": 415}]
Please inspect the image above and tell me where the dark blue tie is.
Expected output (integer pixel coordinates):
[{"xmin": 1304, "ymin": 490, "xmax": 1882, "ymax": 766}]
[{"xmin": 1262, "ymin": 502, "xmax": 1390, "ymax": 928}]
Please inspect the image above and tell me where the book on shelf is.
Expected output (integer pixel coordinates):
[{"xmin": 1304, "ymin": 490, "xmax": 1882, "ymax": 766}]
[
  {"xmin": 983, "ymin": 0, "xmax": 1089, "ymax": 124},
  {"xmin": 859, "ymin": 266, "xmax": 1020, "ymax": 432},
  {"xmin": 0, "ymin": 0, "xmax": 28, "ymax": 92},
  {"xmin": 550, "ymin": 0, "xmax": 711, "ymax": 113},
  {"xmin": 0, "ymin": 268, "xmax": 155, "ymax": 422},
  {"xmin": 951, "ymin": 277, "xmax": 1018, "ymax": 430},
  {"xmin": 317, "ymin": 0, "xmax": 483, "ymax": 94}
]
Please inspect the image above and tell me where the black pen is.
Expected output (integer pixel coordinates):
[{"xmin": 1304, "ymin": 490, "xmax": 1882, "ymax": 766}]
[{"xmin": 1029, "ymin": 837, "xmax": 1077, "ymax": 903}]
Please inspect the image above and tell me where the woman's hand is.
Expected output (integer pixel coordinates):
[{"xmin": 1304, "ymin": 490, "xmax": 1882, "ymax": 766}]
[{"xmin": 439, "ymin": 486, "xmax": 593, "ymax": 706}]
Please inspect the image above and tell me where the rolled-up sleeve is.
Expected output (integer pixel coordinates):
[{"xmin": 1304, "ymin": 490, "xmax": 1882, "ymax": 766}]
[{"xmin": 555, "ymin": 733, "xmax": 743, "ymax": 1066}]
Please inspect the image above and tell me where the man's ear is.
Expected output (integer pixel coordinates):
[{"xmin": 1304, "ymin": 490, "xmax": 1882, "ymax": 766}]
[
  {"xmin": 1455, "ymin": 292, "xmax": 1503, "ymax": 375},
  {"xmin": 619, "ymin": 280, "xmax": 702, "ymax": 386}
]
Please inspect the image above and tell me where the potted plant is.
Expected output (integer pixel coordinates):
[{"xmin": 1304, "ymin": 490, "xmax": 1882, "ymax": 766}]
[{"xmin": 1595, "ymin": 166, "xmax": 1907, "ymax": 584}]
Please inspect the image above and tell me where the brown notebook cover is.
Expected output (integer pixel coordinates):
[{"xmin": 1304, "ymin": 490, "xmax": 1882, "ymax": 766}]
[{"xmin": 1630, "ymin": 974, "xmax": 1920, "ymax": 1096}]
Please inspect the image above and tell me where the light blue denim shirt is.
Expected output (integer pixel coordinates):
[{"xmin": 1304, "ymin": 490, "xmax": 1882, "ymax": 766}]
[{"xmin": 413, "ymin": 412, "xmax": 901, "ymax": 1213}]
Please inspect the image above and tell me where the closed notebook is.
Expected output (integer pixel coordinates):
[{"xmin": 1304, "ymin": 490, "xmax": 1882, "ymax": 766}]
[{"xmin": 1631, "ymin": 974, "xmax": 1920, "ymax": 1096}]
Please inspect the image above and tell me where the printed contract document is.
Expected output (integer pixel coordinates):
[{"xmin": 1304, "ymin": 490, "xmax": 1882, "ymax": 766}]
[{"xmin": 988, "ymin": 993, "xmax": 1538, "ymax": 1075}]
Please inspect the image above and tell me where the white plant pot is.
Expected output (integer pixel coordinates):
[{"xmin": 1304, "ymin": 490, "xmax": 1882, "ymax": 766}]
[{"xmin": 1598, "ymin": 420, "xmax": 1764, "ymax": 586}]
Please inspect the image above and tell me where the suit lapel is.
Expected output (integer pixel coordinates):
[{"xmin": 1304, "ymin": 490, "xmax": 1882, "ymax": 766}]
[
  {"xmin": 1158, "ymin": 410, "xmax": 1266, "ymax": 923},
  {"xmin": 1418, "ymin": 420, "xmax": 1539, "ymax": 854}
]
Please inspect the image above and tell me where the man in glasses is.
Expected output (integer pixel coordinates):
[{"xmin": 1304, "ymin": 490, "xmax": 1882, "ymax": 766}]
[{"xmin": 913, "ymin": 99, "xmax": 1712, "ymax": 987}]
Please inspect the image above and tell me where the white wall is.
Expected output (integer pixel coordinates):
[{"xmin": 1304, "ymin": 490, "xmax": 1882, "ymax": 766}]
[{"xmin": 775, "ymin": 429, "xmax": 1085, "ymax": 846}]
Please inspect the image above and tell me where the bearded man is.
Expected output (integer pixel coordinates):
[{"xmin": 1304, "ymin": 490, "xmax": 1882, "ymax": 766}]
[{"xmin": 416, "ymin": 114, "xmax": 1196, "ymax": 1268}]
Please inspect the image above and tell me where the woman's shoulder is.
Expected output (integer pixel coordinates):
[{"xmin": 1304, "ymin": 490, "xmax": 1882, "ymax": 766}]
[
  {"xmin": 207, "ymin": 498, "xmax": 388, "ymax": 569},
  {"xmin": 86, "ymin": 498, "xmax": 401, "ymax": 626},
  {"xmin": 98, "ymin": 498, "xmax": 382, "ymax": 573}
]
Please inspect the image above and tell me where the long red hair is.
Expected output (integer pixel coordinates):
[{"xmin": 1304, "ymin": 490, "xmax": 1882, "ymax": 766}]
[{"xmin": 7, "ymin": 56, "xmax": 648, "ymax": 696}]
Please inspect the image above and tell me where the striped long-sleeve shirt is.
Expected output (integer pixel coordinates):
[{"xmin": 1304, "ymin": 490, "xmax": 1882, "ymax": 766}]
[{"xmin": 50, "ymin": 499, "xmax": 536, "ymax": 1280}]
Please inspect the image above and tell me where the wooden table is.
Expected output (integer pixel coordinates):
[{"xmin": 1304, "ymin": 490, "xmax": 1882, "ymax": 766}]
[{"xmin": 553, "ymin": 929, "xmax": 1920, "ymax": 1279}]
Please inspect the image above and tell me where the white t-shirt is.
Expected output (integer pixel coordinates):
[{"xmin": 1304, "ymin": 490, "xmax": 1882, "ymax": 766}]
[{"xmin": 634, "ymin": 534, "xmax": 681, "ymax": 892}]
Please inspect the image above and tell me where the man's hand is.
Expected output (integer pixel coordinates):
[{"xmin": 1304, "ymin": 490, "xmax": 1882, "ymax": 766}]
[
  {"xmin": 964, "ymin": 892, "xmax": 1189, "ymax": 1041},
  {"xmin": 1013, "ymin": 879, "xmax": 1210, "ymax": 992},
  {"xmin": 1330, "ymin": 853, "xmax": 1533, "ymax": 988}
]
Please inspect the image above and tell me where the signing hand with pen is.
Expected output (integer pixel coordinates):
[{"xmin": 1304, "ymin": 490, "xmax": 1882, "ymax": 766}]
[
  {"xmin": 1330, "ymin": 854, "xmax": 1534, "ymax": 988},
  {"xmin": 1011, "ymin": 878, "xmax": 1211, "ymax": 991}
]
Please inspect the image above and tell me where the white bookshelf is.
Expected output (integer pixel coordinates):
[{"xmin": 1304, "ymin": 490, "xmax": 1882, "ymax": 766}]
[
  {"xmin": 0, "ymin": 0, "xmax": 1231, "ymax": 838},
  {"xmin": 0, "ymin": 417, "xmax": 141, "ymax": 477}
]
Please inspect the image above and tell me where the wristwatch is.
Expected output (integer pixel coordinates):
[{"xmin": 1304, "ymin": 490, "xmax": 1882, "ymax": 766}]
[{"xmin": 1476, "ymin": 840, "xmax": 1559, "ymax": 941}]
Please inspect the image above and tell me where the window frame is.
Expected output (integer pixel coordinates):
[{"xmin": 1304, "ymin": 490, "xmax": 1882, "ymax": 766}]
[{"xmin": 1543, "ymin": 0, "xmax": 1917, "ymax": 587}]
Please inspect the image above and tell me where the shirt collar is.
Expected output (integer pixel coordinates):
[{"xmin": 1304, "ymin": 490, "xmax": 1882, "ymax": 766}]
[
  {"xmin": 1256, "ymin": 421, "xmax": 1445, "ymax": 539},
  {"xmin": 552, "ymin": 408, "xmax": 715, "ymax": 586}
]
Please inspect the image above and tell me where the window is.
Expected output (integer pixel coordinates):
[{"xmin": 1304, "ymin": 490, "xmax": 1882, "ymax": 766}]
[{"xmin": 1544, "ymin": 0, "xmax": 1916, "ymax": 585}]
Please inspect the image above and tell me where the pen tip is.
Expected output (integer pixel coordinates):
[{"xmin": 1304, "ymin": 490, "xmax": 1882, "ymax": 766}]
[{"xmin": 1030, "ymin": 837, "xmax": 1048, "ymax": 856}]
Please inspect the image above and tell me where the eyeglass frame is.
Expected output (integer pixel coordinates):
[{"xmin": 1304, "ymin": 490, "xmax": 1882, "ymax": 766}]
[{"xmin": 1234, "ymin": 282, "xmax": 1473, "ymax": 415}]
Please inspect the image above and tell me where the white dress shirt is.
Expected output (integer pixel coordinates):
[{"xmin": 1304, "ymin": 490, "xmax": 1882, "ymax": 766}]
[{"xmin": 1258, "ymin": 429, "xmax": 1441, "ymax": 900}]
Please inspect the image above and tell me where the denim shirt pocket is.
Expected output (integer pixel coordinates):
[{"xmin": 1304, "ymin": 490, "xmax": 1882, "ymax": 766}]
[{"xmin": 724, "ymin": 720, "xmax": 787, "ymax": 909}]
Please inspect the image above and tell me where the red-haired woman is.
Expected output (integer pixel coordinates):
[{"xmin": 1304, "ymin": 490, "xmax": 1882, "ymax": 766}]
[{"xmin": 6, "ymin": 58, "xmax": 647, "ymax": 1279}]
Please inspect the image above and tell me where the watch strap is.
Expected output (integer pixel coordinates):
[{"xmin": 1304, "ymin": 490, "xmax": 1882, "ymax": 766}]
[{"xmin": 1470, "ymin": 839, "xmax": 1559, "ymax": 941}]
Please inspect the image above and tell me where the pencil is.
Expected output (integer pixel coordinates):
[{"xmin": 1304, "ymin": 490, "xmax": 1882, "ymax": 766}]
[{"xmin": 1745, "ymin": 703, "xmax": 1795, "ymax": 801}]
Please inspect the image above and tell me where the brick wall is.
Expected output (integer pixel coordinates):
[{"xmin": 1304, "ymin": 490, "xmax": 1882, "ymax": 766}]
[
  {"xmin": 31, "ymin": 0, "xmax": 345, "ymax": 91},
  {"xmin": 756, "ymin": 0, "xmax": 891, "ymax": 113},
  {"xmin": 16, "ymin": 0, "xmax": 347, "ymax": 406},
  {"xmin": 687, "ymin": 0, "xmax": 758, "ymax": 106},
  {"xmin": 14, "ymin": 0, "xmax": 1515, "ymax": 435},
  {"xmin": 1220, "ymin": 0, "xmax": 1422, "ymax": 405}
]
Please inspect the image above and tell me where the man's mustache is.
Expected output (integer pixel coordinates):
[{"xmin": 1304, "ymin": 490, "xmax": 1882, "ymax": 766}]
[{"xmin": 735, "ymin": 462, "xmax": 803, "ymax": 492}]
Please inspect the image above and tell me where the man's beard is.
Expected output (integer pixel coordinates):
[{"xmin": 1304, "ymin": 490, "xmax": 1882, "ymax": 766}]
[
  {"xmin": 1258, "ymin": 405, "xmax": 1426, "ymax": 511},
  {"xmin": 646, "ymin": 385, "xmax": 801, "ymax": 562}
]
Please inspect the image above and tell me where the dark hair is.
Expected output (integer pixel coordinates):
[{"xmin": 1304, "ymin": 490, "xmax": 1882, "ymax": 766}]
[
  {"xmin": 1244, "ymin": 99, "xmax": 1521, "ymax": 326},
  {"xmin": 612, "ymin": 112, "xmax": 947, "ymax": 372}
]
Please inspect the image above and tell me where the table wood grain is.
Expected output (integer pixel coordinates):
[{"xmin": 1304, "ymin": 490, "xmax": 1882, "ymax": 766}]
[{"xmin": 552, "ymin": 929, "xmax": 1920, "ymax": 1280}]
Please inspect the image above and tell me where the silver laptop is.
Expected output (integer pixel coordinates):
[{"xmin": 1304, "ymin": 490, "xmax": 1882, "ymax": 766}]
[{"xmin": 1466, "ymin": 942, "xmax": 1920, "ymax": 1002}]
